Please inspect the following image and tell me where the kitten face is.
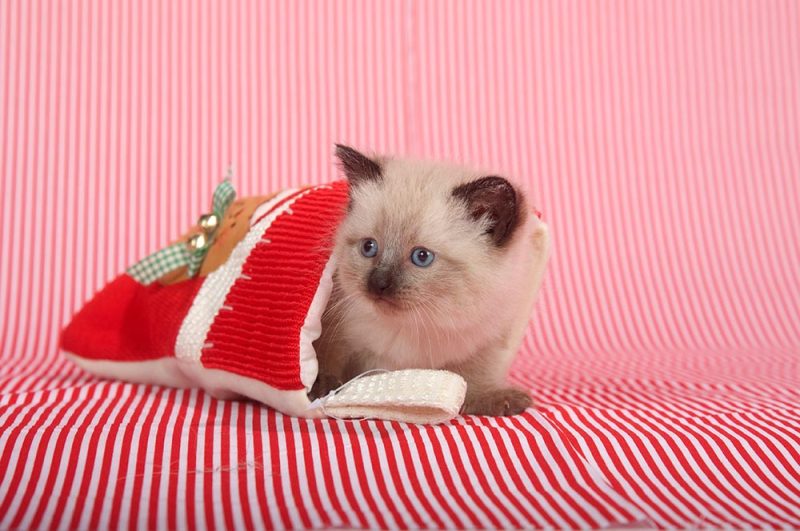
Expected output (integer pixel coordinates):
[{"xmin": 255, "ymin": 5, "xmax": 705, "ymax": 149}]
[{"xmin": 332, "ymin": 146, "xmax": 526, "ymax": 322}]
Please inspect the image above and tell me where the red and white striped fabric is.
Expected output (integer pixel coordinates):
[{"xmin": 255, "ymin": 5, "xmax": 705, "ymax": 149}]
[{"xmin": 1, "ymin": 0, "xmax": 798, "ymax": 529}]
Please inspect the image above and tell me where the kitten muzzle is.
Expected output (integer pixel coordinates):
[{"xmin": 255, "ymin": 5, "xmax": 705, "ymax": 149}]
[{"xmin": 367, "ymin": 267, "xmax": 398, "ymax": 297}]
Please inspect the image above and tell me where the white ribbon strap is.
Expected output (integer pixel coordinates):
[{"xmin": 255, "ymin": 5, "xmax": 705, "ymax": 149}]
[{"xmin": 309, "ymin": 369, "xmax": 467, "ymax": 425}]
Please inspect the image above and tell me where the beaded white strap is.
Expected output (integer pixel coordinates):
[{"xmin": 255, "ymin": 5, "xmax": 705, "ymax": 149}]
[{"xmin": 309, "ymin": 369, "xmax": 467, "ymax": 424}]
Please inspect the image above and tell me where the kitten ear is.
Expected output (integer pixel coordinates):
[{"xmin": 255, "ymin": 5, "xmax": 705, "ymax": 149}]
[
  {"xmin": 335, "ymin": 144, "xmax": 382, "ymax": 186},
  {"xmin": 452, "ymin": 176, "xmax": 521, "ymax": 247}
]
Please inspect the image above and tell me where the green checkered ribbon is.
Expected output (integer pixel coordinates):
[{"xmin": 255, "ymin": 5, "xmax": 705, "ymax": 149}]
[{"xmin": 127, "ymin": 179, "xmax": 237, "ymax": 285}]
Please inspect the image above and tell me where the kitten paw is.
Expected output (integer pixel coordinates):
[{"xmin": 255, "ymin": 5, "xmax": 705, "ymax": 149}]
[{"xmin": 463, "ymin": 386, "xmax": 532, "ymax": 416}]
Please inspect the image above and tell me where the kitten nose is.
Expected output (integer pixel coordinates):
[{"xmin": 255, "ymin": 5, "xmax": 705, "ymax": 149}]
[{"xmin": 367, "ymin": 268, "xmax": 395, "ymax": 296}]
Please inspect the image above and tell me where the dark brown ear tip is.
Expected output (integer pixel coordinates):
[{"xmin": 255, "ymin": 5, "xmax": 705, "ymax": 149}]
[
  {"xmin": 476, "ymin": 175, "xmax": 515, "ymax": 193},
  {"xmin": 452, "ymin": 175, "xmax": 522, "ymax": 247},
  {"xmin": 452, "ymin": 175, "xmax": 518, "ymax": 203},
  {"xmin": 334, "ymin": 144, "xmax": 383, "ymax": 186},
  {"xmin": 334, "ymin": 143, "xmax": 370, "ymax": 161},
  {"xmin": 334, "ymin": 143, "xmax": 354, "ymax": 155},
  {"xmin": 454, "ymin": 175, "xmax": 516, "ymax": 197}
]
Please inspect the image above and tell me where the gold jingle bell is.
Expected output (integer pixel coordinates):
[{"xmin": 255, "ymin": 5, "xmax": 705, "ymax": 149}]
[
  {"xmin": 187, "ymin": 232, "xmax": 209, "ymax": 252},
  {"xmin": 198, "ymin": 213, "xmax": 220, "ymax": 234}
]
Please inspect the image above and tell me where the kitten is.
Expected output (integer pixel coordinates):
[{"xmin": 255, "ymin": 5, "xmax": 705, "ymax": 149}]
[{"xmin": 311, "ymin": 145, "xmax": 550, "ymax": 416}]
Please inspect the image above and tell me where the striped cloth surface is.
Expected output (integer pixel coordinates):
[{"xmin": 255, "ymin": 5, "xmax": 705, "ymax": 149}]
[{"xmin": 1, "ymin": 0, "xmax": 799, "ymax": 529}]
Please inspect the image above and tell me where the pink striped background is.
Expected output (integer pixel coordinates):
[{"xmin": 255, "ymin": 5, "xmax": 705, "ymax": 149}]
[{"xmin": 1, "ymin": 0, "xmax": 799, "ymax": 528}]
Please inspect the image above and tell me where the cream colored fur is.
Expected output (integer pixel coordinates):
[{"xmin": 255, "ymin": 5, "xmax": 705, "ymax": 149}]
[{"xmin": 314, "ymin": 155, "xmax": 550, "ymax": 416}]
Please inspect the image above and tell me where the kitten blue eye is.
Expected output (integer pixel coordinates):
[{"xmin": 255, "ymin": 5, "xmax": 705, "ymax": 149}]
[
  {"xmin": 410, "ymin": 247, "xmax": 435, "ymax": 267},
  {"xmin": 360, "ymin": 238, "xmax": 379, "ymax": 258}
]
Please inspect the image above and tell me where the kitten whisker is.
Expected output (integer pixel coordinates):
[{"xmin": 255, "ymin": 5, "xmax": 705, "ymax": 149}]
[
  {"xmin": 416, "ymin": 302, "xmax": 436, "ymax": 369},
  {"xmin": 321, "ymin": 291, "xmax": 360, "ymax": 344}
]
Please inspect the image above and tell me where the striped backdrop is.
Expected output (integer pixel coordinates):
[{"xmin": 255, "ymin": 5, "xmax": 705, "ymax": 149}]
[{"xmin": 1, "ymin": 0, "xmax": 799, "ymax": 528}]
